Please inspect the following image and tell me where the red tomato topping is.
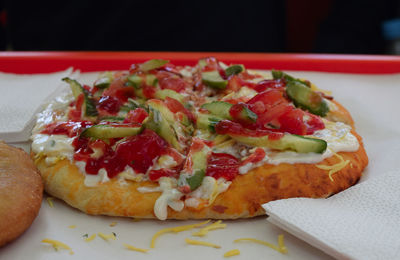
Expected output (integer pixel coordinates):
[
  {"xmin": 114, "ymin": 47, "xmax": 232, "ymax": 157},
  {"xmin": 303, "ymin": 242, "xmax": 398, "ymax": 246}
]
[
  {"xmin": 123, "ymin": 108, "xmax": 148, "ymax": 124},
  {"xmin": 157, "ymin": 71, "xmax": 187, "ymax": 93},
  {"xmin": 215, "ymin": 120, "xmax": 284, "ymax": 139},
  {"xmin": 206, "ymin": 153, "xmax": 239, "ymax": 181},
  {"xmin": 97, "ymin": 96, "xmax": 121, "ymax": 115},
  {"xmin": 164, "ymin": 97, "xmax": 195, "ymax": 123},
  {"xmin": 113, "ymin": 129, "xmax": 168, "ymax": 176},
  {"xmin": 239, "ymin": 148, "xmax": 266, "ymax": 166},
  {"xmin": 42, "ymin": 121, "xmax": 93, "ymax": 137},
  {"xmin": 148, "ymin": 169, "xmax": 178, "ymax": 181},
  {"xmin": 278, "ymin": 109, "xmax": 325, "ymax": 135},
  {"xmin": 102, "ymin": 78, "xmax": 135, "ymax": 102},
  {"xmin": 253, "ymin": 79, "xmax": 285, "ymax": 92}
]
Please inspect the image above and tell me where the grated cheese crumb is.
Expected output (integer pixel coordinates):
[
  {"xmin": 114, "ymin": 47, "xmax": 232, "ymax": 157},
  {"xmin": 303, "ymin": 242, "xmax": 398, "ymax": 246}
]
[
  {"xmin": 46, "ymin": 197, "xmax": 54, "ymax": 208},
  {"xmin": 123, "ymin": 243, "xmax": 149, "ymax": 253},
  {"xmin": 151, "ymin": 220, "xmax": 210, "ymax": 248},
  {"xmin": 316, "ymin": 153, "xmax": 350, "ymax": 181},
  {"xmin": 192, "ymin": 220, "xmax": 226, "ymax": 237},
  {"xmin": 68, "ymin": 225, "xmax": 76, "ymax": 229},
  {"xmin": 84, "ymin": 234, "xmax": 96, "ymax": 242},
  {"xmin": 224, "ymin": 249, "xmax": 240, "ymax": 257},
  {"xmin": 185, "ymin": 238, "xmax": 221, "ymax": 248},
  {"xmin": 109, "ymin": 222, "xmax": 117, "ymax": 227},
  {"xmin": 41, "ymin": 238, "xmax": 74, "ymax": 255},
  {"xmin": 98, "ymin": 232, "xmax": 116, "ymax": 241},
  {"xmin": 234, "ymin": 235, "xmax": 287, "ymax": 254}
]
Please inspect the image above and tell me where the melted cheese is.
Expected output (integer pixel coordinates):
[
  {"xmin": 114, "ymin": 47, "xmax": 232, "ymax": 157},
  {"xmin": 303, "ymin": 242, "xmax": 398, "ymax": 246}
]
[{"xmin": 153, "ymin": 177, "xmax": 184, "ymax": 220}]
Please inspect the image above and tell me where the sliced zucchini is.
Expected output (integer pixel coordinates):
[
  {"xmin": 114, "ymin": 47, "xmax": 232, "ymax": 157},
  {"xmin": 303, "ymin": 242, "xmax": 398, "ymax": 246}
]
[
  {"xmin": 196, "ymin": 113, "xmax": 223, "ymax": 132},
  {"xmin": 154, "ymin": 89, "xmax": 185, "ymax": 103},
  {"xmin": 62, "ymin": 77, "xmax": 98, "ymax": 119},
  {"xmin": 202, "ymin": 71, "xmax": 228, "ymax": 89},
  {"xmin": 139, "ymin": 59, "xmax": 169, "ymax": 72},
  {"xmin": 225, "ymin": 64, "xmax": 245, "ymax": 77},
  {"xmin": 286, "ymin": 81, "xmax": 329, "ymax": 117},
  {"xmin": 230, "ymin": 133, "xmax": 327, "ymax": 154},
  {"xmin": 81, "ymin": 125, "xmax": 142, "ymax": 139},
  {"xmin": 201, "ymin": 101, "xmax": 232, "ymax": 119}
]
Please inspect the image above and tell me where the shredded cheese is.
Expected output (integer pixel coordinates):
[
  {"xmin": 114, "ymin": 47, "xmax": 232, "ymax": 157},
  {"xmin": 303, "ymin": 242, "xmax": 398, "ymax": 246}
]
[
  {"xmin": 185, "ymin": 238, "xmax": 221, "ymax": 248},
  {"xmin": 68, "ymin": 225, "xmax": 76, "ymax": 229},
  {"xmin": 109, "ymin": 222, "xmax": 117, "ymax": 227},
  {"xmin": 41, "ymin": 238, "xmax": 74, "ymax": 255},
  {"xmin": 316, "ymin": 153, "xmax": 350, "ymax": 181},
  {"xmin": 234, "ymin": 235, "xmax": 287, "ymax": 254},
  {"xmin": 150, "ymin": 220, "xmax": 210, "ymax": 248},
  {"xmin": 224, "ymin": 249, "xmax": 240, "ymax": 257},
  {"xmin": 192, "ymin": 220, "xmax": 226, "ymax": 237},
  {"xmin": 123, "ymin": 243, "xmax": 149, "ymax": 253},
  {"xmin": 84, "ymin": 234, "xmax": 96, "ymax": 242},
  {"xmin": 98, "ymin": 232, "xmax": 116, "ymax": 241},
  {"xmin": 46, "ymin": 197, "xmax": 54, "ymax": 208}
]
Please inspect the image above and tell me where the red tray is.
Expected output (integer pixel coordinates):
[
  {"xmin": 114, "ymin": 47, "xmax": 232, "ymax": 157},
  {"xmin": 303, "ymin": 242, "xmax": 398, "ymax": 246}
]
[{"xmin": 1, "ymin": 51, "xmax": 400, "ymax": 74}]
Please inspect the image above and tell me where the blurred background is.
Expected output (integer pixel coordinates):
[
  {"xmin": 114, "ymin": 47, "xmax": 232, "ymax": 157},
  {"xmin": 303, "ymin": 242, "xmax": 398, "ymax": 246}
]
[{"xmin": 0, "ymin": 0, "xmax": 400, "ymax": 54}]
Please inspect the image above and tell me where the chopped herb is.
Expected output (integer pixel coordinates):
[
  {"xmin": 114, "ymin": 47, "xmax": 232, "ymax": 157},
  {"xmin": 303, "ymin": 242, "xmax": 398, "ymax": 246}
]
[
  {"xmin": 83, "ymin": 234, "xmax": 88, "ymax": 238},
  {"xmin": 112, "ymin": 232, "xmax": 117, "ymax": 238}
]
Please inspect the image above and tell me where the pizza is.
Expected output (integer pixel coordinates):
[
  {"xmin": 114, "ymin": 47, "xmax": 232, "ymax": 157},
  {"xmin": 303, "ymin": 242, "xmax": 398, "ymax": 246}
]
[{"xmin": 31, "ymin": 57, "xmax": 368, "ymax": 220}]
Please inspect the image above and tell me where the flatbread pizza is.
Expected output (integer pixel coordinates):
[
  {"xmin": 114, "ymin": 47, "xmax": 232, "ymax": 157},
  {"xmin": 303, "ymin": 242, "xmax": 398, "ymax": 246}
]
[{"xmin": 31, "ymin": 58, "xmax": 368, "ymax": 220}]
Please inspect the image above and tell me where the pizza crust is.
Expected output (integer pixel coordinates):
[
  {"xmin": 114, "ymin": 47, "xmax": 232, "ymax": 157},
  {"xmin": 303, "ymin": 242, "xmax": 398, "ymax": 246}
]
[{"xmin": 33, "ymin": 130, "xmax": 367, "ymax": 220}]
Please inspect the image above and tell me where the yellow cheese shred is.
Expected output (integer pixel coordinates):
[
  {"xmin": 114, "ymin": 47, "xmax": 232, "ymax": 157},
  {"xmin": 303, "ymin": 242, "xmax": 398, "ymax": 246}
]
[
  {"xmin": 98, "ymin": 232, "xmax": 116, "ymax": 241},
  {"xmin": 316, "ymin": 153, "xmax": 350, "ymax": 182},
  {"xmin": 234, "ymin": 235, "xmax": 287, "ymax": 254},
  {"xmin": 46, "ymin": 197, "xmax": 54, "ymax": 208},
  {"xmin": 123, "ymin": 243, "xmax": 149, "ymax": 253},
  {"xmin": 185, "ymin": 238, "xmax": 221, "ymax": 248},
  {"xmin": 109, "ymin": 222, "xmax": 117, "ymax": 227},
  {"xmin": 41, "ymin": 238, "xmax": 74, "ymax": 255},
  {"xmin": 150, "ymin": 220, "xmax": 210, "ymax": 248},
  {"xmin": 192, "ymin": 220, "xmax": 226, "ymax": 237},
  {"xmin": 68, "ymin": 225, "xmax": 76, "ymax": 229},
  {"xmin": 224, "ymin": 249, "xmax": 240, "ymax": 257},
  {"xmin": 84, "ymin": 234, "xmax": 96, "ymax": 242}
]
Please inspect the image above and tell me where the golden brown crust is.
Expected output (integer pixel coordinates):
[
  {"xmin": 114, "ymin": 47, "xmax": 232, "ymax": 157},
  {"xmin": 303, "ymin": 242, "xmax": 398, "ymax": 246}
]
[
  {"xmin": 33, "ymin": 130, "xmax": 368, "ymax": 220},
  {"xmin": 0, "ymin": 142, "xmax": 43, "ymax": 247},
  {"xmin": 326, "ymin": 99, "xmax": 354, "ymax": 126}
]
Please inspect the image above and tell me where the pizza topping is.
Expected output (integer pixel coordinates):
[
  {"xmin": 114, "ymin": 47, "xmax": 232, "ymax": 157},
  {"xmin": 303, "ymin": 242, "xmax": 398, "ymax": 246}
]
[
  {"xmin": 224, "ymin": 249, "xmax": 241, "ymax": 257},
  {"xmin": 41, "ymin": 238, "xmax": 74, "ymax": 254},
  {"xmin": 123, "ymin": 243, "xmax": 149, "ymax": 253},
  {"xmin": 185, "ymin": 238, "xmax": 221, "ymax": 248},
  {"xmin": 31, "ymin": 58, "xmax": 363, "ymax": 220}
]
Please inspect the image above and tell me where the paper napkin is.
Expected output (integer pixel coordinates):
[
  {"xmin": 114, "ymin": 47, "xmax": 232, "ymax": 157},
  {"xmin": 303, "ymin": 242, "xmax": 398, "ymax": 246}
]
[
  {"xmin": 263, "ymin": 170, "xmax": 400, "ymax": 260},
  {"xmin": 0, "ymin": 68, "xmax": 75, "ymax": 142}
]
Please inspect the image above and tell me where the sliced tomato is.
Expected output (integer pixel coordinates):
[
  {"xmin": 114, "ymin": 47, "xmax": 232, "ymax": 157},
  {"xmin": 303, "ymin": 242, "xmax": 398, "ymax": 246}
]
[
  {"xmin": 148, "ymin": 169, "xmax": 178, "ymax": 181},
  {"xmin": 247, "ymin": 89, "xmax": 287, "ymax": 109},
  {"xmin": 157, "ymin": 71, "xmax": 187, "ymax": 93},
  {"xmin": 164, "ymin": 97, "xmax": 195, "ymax": 123},
  {"xmin": 257, "ymin": 103, "xmax": 293, "ymax": 127},
  {"xmin": 206, "ymin": 152, "xmax": 239, "ymax": 181},
  {"xmin": 254, "ymin": 79, "xmax": 285, "ymax": 92},
  {"xmin": 97, "ymin": 96, "xmax": 121, "ymax": 115},
  {"xmin": 123, "ymin": 108, "xmax": 148, "ymax": 124},
  {"xmin": 277, "ymin": 109, "xmax": 308, "ymax": 135}
]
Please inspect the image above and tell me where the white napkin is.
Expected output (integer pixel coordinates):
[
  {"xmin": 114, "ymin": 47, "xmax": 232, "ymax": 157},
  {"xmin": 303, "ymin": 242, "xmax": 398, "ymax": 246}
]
[
  {"xmin": 263, "ymin": 169, "xmax": 400, "ymax": 260},
  {"xmin": 0, "ymin": 68, "xmax": 75, "ymax": 142}
]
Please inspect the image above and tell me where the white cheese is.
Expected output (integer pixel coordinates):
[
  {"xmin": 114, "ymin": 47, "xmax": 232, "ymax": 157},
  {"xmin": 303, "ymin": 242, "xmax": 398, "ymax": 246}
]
[
  {"xmin": 153, "ymin": 177, "xmax": 184, "ymax": 220},
  {"xmin": 31, "ymin": 134, "xmax": 75, "ymax": 160}
]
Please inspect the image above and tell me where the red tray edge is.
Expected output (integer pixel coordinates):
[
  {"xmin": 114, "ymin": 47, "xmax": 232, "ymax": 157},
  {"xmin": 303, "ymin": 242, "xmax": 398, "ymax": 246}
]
[{"xmin": 1, "ymin": 51, "xmax": 400, "ymax": 74}]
